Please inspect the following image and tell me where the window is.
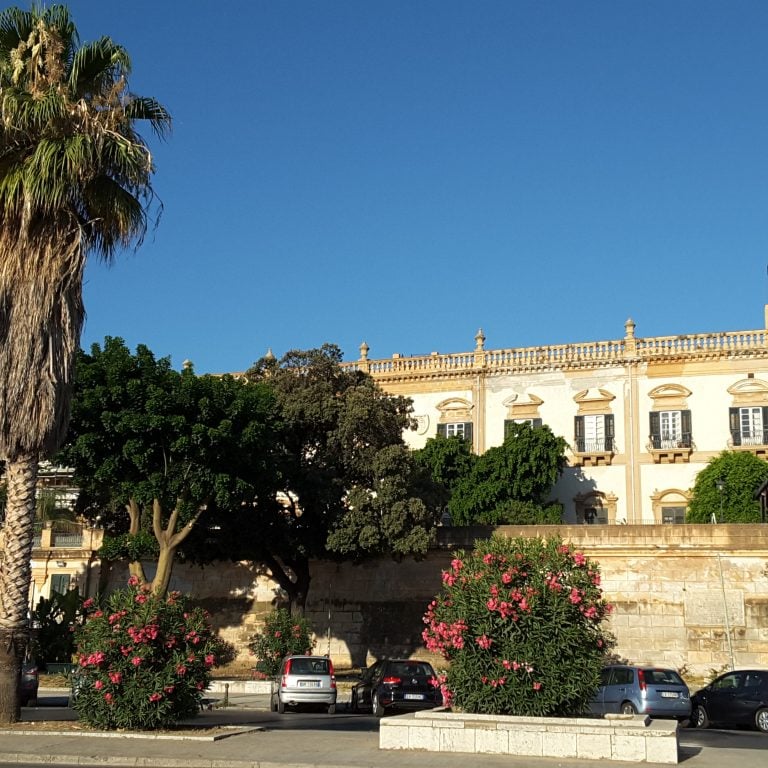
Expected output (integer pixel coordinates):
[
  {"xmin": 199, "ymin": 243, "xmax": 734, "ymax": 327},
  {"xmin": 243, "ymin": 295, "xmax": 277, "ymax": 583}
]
[
  {"xmin": 574, "ymin": 414, "xmax": 614, "ymax": 452},
  {"xmin": 504, "ymin": 418, "xmax": 542, "ymax": 438},
  {"xmin": 50, "ymin": 574, "xmax": 70, "ymax": 595},
  {"xmin": 661, "ymin": 506, "xmax": 686, "ymax": 524},
  {"xmin": 649, "ymin": 410, "xmax": 691, "ymax": 449},
  {"xmin": 437, "ymin": 422, "xmax": 473, "ymax": 441},
  {"xmin": 729, "ymin": 406, "xmax": 768, "ymax": 446}
]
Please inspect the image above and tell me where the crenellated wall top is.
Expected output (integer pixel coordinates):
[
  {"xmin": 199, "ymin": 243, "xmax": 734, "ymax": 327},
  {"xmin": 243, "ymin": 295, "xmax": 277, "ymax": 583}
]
[{"xmin": 342, "ymin": 327, "xmax": 768, "ymax": 381}]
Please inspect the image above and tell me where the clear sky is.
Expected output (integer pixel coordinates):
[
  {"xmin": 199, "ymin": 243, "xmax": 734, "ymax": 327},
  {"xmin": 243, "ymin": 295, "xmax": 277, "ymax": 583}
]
[{"xmin": 59, "ymin": 0, "xmax": 768, "ymax": 373}]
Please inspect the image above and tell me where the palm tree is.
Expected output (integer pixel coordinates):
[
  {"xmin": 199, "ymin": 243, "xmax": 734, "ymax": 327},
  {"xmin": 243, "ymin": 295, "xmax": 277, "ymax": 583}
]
[{"xmin": 0, "ymin": 5, "xmax": 169, "ymax": 721}]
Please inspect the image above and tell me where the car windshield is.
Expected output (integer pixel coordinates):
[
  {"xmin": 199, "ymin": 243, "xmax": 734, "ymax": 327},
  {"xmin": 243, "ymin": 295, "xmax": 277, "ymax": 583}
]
[{"xmin": 644, "ymin": 669, "xmax": 685, "ymax": 685}]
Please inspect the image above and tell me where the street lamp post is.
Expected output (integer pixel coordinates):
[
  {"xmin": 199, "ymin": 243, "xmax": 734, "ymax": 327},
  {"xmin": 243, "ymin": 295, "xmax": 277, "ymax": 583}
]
[{"xmin": 715, "ymin": 478, "xmax": 724, "ymax": 524}]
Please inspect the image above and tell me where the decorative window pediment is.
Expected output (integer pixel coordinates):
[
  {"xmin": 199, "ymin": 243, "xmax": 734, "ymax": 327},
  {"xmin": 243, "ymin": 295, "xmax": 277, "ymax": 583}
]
[
  {"xmin": 436, "ymin": 397, "xmax": 473, "ymax": 423},
  {"xmin": 502, "ymin": 393, "xmax": 543, "ymax": 421},
  {"xmin": 574, "ymin": 389, "xmax": 615, "ymax": 415},
  {"xmin": 727, "ymin": 378, "xmax": 768, "ymax": 404},
  {"xmin": 648, "ymin": 384, "xmax": 691, "ymax": 410}
]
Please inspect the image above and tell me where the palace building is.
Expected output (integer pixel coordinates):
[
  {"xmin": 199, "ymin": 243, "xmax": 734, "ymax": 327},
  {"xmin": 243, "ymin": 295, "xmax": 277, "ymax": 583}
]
[{"xmin": 342, "ymin": 307, "xmax": 768, "ymax": 525}]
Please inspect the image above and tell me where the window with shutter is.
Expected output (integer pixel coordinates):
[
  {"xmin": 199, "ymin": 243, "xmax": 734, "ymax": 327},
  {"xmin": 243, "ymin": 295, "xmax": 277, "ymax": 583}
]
[
  {"xmin": 440, "ymin": 422, "xmax": 473, "ymax": 442},
  {"xmin": 51, "ymin": 574, "xmax": 70, "ymax": 595}
]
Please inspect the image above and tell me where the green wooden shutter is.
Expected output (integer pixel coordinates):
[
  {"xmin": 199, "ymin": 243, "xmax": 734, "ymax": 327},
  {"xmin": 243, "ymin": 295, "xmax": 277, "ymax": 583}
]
[
  {"xmin": 532, "ymin": 418, "xmax": 543, "ymax": 429},
  {"xmin": 762, "ymin": 407, "xmax": 768, "ymax": 444},
  {"xmin": 464, "ymin": 422, "xmax": 473, "ymax": 443},
  {"xmin": 649, "ymin": 412, "xmax": 660, "ymax": 449},
  {"xmin": 504, "ymin": 420, "xmax": 514, "ymax": 439},
  {"xmin": 437, "ymin": 423, "xmax": 447, "ymax": 437},
  {"xmin": 680, "ymin": 410, "xmax": 692, "ymax": 447},
  {"xmin": 604, "ymin": 414, "xmax": 615, "ymax": 451},
  {"xmin": 574, "ymin": 416, "xmax": 584, "ymax": 451},
  {"xmin": 51, "ymin": 574, "xmax": 70, "ymax": 595},
  {"xmin": 729, "ymin": 407, "xmax": 741, "ymax": 446}
]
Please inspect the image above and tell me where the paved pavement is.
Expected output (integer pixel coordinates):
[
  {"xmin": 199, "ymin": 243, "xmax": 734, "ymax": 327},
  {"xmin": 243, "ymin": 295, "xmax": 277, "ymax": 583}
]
[{"xmin": 0, "ymin": 688, "xmax": 764, "ymax": 768}]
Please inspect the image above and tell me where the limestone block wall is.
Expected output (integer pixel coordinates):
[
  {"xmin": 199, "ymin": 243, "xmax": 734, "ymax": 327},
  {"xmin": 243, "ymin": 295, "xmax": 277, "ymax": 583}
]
[{"xmin": 101, "ymin": 524, "xmax": 768, "ymax": 676}]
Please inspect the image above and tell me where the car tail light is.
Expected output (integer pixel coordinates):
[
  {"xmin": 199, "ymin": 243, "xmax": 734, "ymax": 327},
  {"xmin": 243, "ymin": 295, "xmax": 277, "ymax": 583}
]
[
  {"xmin": 281, "ymin": 658, "xmax": 292, "ymax": 687},
  {"xmin": 638, "ymin": 670, "xmax": 646, "ymax": 694},
  {"xmin": 382, "ymin": 676, "xmax": 401, "ymax": 685}
]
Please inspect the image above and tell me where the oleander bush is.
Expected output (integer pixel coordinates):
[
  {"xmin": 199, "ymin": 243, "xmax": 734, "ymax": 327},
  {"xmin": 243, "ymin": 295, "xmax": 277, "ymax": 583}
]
[
  {"xmin": 72, "ymin": 578, "xmax": 233, "ymax": 730},
  {"xmin": 422, "ymin": 535, "xmax": 613, "ymax": 716},
  {"xmin": 248, "ymin": 608, "xmax": 315, "ymax": 677}
]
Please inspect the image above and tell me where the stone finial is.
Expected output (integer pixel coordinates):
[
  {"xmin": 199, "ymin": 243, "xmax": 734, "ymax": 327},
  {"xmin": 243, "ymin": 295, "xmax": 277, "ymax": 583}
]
[
  {"xmin": 182, "ymin": 359, "xmax": 193, "ymax": 371},
  {"xmin": 359, "ymin": 341, "xmax": 369, "ymax": 361},
  {"xmin": 264, "ymin": 348, "xmax": 275, "ymax": 360},
  {"xmin": 624, "ymin": 318, "xmax": 636, "ymax": 339},
  {"xmin": 474, "ymin": 328, "xmax": 486, "ymax": 351}
]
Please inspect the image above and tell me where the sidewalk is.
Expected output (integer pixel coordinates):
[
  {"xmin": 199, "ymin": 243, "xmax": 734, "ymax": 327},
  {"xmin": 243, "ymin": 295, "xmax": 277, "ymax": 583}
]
[{"xmin": 0, "ymin": 689, "xmax": 761, "ymax": 768}]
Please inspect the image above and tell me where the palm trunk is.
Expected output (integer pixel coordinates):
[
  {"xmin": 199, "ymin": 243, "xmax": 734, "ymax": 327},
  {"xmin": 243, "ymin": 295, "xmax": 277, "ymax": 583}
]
[{"xmin": 0, "ymin": 455, "xmax": 38, "ymax": 724}]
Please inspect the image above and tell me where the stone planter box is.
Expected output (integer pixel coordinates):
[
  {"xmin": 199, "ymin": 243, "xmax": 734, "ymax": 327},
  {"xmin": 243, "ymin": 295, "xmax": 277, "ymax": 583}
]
[{"xmin": 379, "ymin": 708, "xmax": 679, "ymax": 764}]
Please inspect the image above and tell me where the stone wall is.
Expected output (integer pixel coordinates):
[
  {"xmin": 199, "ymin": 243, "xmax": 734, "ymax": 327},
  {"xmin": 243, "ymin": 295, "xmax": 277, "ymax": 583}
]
[{"xmin": 102, "ymin": 524, "xmax": 768, "ymax": 676}]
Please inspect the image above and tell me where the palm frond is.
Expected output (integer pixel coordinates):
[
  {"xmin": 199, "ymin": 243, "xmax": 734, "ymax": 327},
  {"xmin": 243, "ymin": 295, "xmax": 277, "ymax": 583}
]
[
  {"xmin": 68, "ymin": 37, "xmax": 130, "ymax": 99},
  {"xmin": 124, "ymin": 97, "xmax": 172, "ymax": 139}
]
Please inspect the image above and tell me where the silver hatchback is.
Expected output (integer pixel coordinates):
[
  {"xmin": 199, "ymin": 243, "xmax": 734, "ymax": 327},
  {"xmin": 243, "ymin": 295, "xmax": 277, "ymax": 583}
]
[{"xmin": 270, "ymin": 655, "xmax": 337, "ymax": 714}]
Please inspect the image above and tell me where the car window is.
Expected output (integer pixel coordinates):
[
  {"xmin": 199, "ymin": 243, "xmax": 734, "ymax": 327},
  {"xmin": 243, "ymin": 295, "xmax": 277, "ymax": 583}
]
[
  {"xmin": 645, "ymin": 669, "xmax": 684, "ymax": 685},
  {"xmin": 290, "ymin": 658, "xmax": 329, "ymax": 675},
  {"xmin": 712, "ymin": 673, "xmax": 742, "ymax": 691},
  {"xmin": 744, "ymin": 672, "xmax": 765, "ymax": 689},
  {"xmin": 611, "ymin": 668, "xmax": 633, "ymax": 686}
]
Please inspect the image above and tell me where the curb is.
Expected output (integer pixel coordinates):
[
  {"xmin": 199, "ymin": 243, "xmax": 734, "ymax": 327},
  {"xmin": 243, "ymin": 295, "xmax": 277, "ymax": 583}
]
[{"xmin": 0, "ymin": 754, "xmax": 345, "ymax": 768}]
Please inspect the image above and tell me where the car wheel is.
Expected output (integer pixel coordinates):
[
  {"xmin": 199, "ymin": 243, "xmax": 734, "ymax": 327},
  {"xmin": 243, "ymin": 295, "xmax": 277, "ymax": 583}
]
[
  {"xmin": 350, "ymin": 690, "xmax": 358, "ymax": 713},
  {"xmin": 270, "ymin": 694, "xmax": 277, "ymax": 712},
  {"xmin": 372, "ymin": 694, "xmax": 386, "ymax": 718},
  {"xmin": 692, "ymin": 704, "xmax": 709, "ymax": 729},
  {"xmin": 755, "ymin": 707, "xmax": 768, "ymax": 733},
  {"xmin": 277, "ymin": 697, "xmax": 285, "ymax": 714},
  {"xmin": 327, "ymin": 703, "xmax": 336, "ymax": 715},
  {"xmin": 620, "ymin": 702, "xmax": 637, "ymax": 715}
]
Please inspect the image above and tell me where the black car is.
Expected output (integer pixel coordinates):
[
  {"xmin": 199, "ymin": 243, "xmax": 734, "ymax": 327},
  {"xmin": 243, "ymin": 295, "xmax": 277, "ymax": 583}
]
[
  {"xmin": 690, "ymin": 669, "xmax": 768, "ymax": 733},
  {"xmin": 20, "ymin": 660, "xmax": 39, "ymax": 707},
  {"xmin": 350, "ymin": 659, "xmax": 442, "ymax": 718}
]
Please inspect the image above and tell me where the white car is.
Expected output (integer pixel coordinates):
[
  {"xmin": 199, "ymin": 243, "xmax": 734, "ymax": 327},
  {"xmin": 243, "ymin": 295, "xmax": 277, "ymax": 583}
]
[{"xmin": 270, "ymin": 655, "xmax": 337, "ymax": 714}]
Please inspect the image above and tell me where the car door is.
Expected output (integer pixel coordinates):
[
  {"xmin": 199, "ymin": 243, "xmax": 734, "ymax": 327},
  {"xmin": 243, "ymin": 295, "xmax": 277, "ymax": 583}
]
[
  {"xmin": 356, "ymin": 661, "xmax": 381, "ymax": 710},
  {"xmin": 589, "ymin": 667, "xmax": 614, "ymax": 715},
  {"xmin": 602, "ymin": 667, "xmax": 635, "ymax": 713},
  {"xmin": 706, "ymin": 672, "xmax": 743, "ymax": 723},
  {"xmin": 731, "ymin": 672, "xmax": 765, "ymax": 726}
]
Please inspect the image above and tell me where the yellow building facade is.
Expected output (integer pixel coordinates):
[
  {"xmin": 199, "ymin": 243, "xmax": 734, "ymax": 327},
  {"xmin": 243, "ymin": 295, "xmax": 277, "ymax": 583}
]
[{"xmin": 343, "ymin": 308, "xmax": 768, "ymax": 524}]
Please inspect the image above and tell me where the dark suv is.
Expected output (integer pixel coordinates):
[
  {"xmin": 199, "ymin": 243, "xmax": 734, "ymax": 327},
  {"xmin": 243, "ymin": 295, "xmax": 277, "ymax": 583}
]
[
  {"xmin": 350, "ymin": 659, "xmax": 442, "ymax": 717},
  {"xmin": 589, "ymin": 665, "xmax": 691, "ymax": 721},
  {"xmin": 690, "ymin": 669, "xmax": 768, "ymax": 733},
  {"xmin": 20, "ymin": 660, "xmax": 39, "ymax": 707}
]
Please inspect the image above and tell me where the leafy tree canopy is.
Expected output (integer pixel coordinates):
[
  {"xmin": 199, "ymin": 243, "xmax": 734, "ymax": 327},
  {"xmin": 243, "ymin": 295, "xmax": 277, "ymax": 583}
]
[
  {"xmin": 687, "ymin": 451, "xmax": 768, "ymax": 523},
  {"xmin": 190, "ymin": 344, "xmax": 441, "ymax": 612},
  {"xmin": 58, "ymin": 337, "xmax": 278, "ymax": 594},
  {"xmin": 447, "ymin": 423, "xmax": 568, "ymax": 526}
]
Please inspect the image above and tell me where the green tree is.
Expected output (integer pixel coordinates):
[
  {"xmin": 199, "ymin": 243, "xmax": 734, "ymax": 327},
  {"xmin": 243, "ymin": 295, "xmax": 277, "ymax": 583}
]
[
  {"xmin": 59, "ymin": 338, "xmax": 278, "ymax": 596},
  {"xmin": 0, "ymin": 5, "xmax": 169, "ymax": 721},
  {"xmin": 687, "ymin": 451, "xmax": 768, "ymax": 523},
  {"xmin": 414, "ymin": 434, "xmax": 477, "ymax": 515},
  {"xmin": 449, "ymin": 422, "xmax": 568, "ymax": 525},
  {"xmin": 196, "ymin": 344, "xmax": 437, "ymax": 614}
]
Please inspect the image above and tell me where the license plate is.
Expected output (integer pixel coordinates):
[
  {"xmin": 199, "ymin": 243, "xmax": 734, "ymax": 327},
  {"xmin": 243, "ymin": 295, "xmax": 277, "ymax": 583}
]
[
  {"xmin": 660, "ymin": 692, "xmax": 678, "ymax": 698},
  {"xmin": 404, "ymin": 693, "xmax": 425, "ymax": 700},
  {"xmin": 298, "ymin": 680, "xmax": 321, "ymax": 688}
]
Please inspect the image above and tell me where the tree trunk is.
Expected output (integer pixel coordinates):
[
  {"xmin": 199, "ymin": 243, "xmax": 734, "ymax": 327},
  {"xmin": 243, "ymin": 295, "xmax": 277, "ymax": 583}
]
[
  {"xmin": 0, "ymin": 455, "xmax": 38, "ymax": 723},
  {"xmin": 262, "ymin": 554, "xmax": 311, "ymax": 617}
]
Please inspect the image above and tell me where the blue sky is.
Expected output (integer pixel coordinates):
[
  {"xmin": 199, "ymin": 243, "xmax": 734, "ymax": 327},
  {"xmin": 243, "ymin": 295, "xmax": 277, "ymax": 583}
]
[{"xmin": 60, "ymin": 1, "xmax": 768, "ymax": 373}]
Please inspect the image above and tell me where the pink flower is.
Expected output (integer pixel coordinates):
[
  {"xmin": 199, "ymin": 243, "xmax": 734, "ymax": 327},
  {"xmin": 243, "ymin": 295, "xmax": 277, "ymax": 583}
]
[
  {"xmin": 482, "ymin": 553, "xmax": 494, "ymax": 565},
  {"xmin": 274, "ymin": 630, "xmax": 282, "ymax": 638},
  {"xmin": 573, "ymin": 552, "xmax": 586, "ymax": 566},
  {"xmin": 533, "ymin": 681, "xmax": 542, "ymax": 691},
  {"xmin": 131, "ymin": 656, "xmax": 142, "ymax": 666},
  {"xmin": 109, "ymin": 671, "xmax": 122, "ymax": 684},
  {"xmin": 451, "ymin": 558, "xmax": 464, "ymax": 572},
  {"xmin": 569, "ymin": 588, "xmax": 582, "ymax": 605},
  {"xmin": 135, "ymin": 593, "xmax": 147, "ymax": 604},
  {"xmin": 476, "ymin": 634, "xmax": 492, "ymax": 650},
  {"xmin": 94, "ymin": 680, "xmax": 103, "ymax": 690},
  {"xmin": 127, "ymin": 575, "xmax": 139, "ymax": 587},
  {"xmin": 82, "ymin": 598, "xmax": 95, "ymax": 609},
  {"xmin": 104, "ymin": 693, "xmax": 113, "ymax": 703},
  {"xmin": 176, "ymin": 665, "xmax": 187, "ymax": 676},
  {"xmin": 204, "ymin": 653, "xmax": 215, "ymax": 667},
  {"xmin": 149, "ymin": 692, "xmax": 162, "ymax": 702}
]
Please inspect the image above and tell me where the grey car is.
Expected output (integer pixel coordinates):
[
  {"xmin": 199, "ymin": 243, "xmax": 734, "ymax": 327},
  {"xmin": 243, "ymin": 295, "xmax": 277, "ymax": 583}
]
[
  {"xmin": 270, "ymin": 655, "xmax": 337, "ymax": 714},
  {"xmin": 589, "ymin": 665, "xmax": 691, "ymax": 721}
]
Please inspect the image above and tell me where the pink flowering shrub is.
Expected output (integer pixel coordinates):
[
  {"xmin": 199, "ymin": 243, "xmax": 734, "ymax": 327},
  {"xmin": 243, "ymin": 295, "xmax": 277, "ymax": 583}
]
[
  {"xmin": 422, "ymin": 535, "xmax": 613, "ymax": 716},
  {"xmin": 72, "ymin": 578, "xmax": 233, "ymax": 730},
  {"xmin": 248, "ymin": 608, "xmax": 315, "ymax": 676}
]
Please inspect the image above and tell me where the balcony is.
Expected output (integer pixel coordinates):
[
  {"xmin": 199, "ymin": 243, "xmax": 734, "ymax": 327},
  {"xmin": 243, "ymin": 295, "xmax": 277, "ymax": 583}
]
[
  {"xmin": 649, "ymin": 433, "xmax": 693, "ymax": 464},
  {"xmin": 572, "ymin": 438, "xmax": 615, "ymax": 467},
  {"xmin": 729, "ymin": 430, "xmax": 768, "ymax": 458}
]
